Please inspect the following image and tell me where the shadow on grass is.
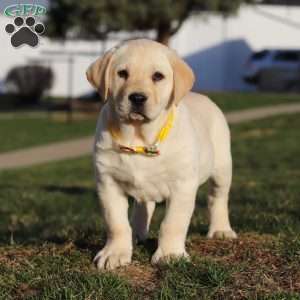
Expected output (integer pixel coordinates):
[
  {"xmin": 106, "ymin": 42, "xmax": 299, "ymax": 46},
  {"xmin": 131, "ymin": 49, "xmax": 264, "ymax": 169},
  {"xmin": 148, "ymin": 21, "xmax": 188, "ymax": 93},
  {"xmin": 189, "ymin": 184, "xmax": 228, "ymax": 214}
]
[
  {"xmin": 137, "ymin": 238, "xmax": 158, "ymax": 255},
  {"xmin": 42, "ymin": 184, "xmax": 96, "ymax": 196}
]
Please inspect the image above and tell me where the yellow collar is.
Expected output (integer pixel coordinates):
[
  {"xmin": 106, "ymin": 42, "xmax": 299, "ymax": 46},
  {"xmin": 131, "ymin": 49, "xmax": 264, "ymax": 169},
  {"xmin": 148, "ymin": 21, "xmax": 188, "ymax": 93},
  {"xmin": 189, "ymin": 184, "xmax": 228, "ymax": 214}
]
[{"xmin": 109, "ymin": 109, "xmax": 175, "ymax": 156}]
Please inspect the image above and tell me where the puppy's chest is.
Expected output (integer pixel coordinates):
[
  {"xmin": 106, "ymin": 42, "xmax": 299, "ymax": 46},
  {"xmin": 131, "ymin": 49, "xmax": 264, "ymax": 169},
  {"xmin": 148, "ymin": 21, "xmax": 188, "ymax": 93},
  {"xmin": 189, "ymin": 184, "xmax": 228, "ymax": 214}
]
[{"xmin": 99, "ymin": 151, "xmax": 175, "ymax": 202}]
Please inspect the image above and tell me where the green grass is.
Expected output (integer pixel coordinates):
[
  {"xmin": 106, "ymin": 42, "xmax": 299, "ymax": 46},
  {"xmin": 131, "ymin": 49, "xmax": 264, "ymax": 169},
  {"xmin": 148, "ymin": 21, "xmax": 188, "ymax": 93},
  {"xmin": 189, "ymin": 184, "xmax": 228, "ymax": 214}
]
[
  {"xmin": 0, "ymin": 116, "xmax": 96, "ymax": 153},
  {"xmin": 207, "ymin": 91, "xmax": 300, "ymax": 112},
  {"xmin": 0, "ymin": 114, "xmax": 300, "ymax": 299},
  {"xmin": 0, "ymin": 92, "xmax": 299, "ymax": 154}
]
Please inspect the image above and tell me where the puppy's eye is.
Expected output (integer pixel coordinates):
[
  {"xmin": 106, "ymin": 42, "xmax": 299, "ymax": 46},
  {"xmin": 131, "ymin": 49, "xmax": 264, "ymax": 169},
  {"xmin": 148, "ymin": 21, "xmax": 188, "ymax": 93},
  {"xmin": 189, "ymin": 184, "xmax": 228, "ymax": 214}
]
[
  {"xmin": 117, "ymin": 69, "xmax": 129, "ymax": 79},
  {"xmin": 152, "ymin": 72, "xmax": 164, "ymax": 82}
]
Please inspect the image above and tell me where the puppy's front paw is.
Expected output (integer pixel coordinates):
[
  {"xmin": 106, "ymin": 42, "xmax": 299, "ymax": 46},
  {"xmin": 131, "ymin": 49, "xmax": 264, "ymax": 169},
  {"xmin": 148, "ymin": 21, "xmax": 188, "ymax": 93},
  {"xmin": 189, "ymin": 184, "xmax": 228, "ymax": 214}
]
[
  {"xmin": 207, "ymin": 229, "xmax": 237, "ymax": 239},
  {"xmin": 151, "ymin": 247, "xmax": 189, "ymax": 264},
  {"xmin": 94, "ymin": 241, "xmax": 132, "ymax": 270}
]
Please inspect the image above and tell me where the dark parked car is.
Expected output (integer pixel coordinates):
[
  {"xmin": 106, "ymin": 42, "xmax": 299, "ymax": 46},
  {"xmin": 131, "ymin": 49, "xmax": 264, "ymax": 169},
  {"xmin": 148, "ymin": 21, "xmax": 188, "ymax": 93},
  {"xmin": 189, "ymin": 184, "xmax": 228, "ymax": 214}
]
[{"xmin": 243, "ymin": 49, "xmax": 300, "ymax": 92}]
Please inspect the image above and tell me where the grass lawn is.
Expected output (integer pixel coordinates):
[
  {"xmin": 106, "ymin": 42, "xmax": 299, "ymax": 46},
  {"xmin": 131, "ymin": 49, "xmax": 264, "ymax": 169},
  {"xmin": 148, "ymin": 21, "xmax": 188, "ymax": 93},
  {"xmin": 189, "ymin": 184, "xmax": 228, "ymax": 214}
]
[
  {"xmin": 0, "ymin": 114, "xmax": 300, "ymax": 299},
  {"xmin": 0, "ymin": 92, "xmax": 299, "ymax": 154},
  {"xmin": 0, "ymin": 116, "xmax": 96, "ymax": 153},
  {"xmin": 206, "ymin": 91, "xmax": 300, "ymax": 112}
]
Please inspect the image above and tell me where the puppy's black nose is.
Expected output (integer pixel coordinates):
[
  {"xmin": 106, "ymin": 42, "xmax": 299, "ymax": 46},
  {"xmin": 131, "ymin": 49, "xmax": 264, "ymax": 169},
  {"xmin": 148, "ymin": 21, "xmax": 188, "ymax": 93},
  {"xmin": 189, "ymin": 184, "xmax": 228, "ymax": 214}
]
[{"xmin": 128, "ymin": 93, "xmax": 147, "ymax": 105}]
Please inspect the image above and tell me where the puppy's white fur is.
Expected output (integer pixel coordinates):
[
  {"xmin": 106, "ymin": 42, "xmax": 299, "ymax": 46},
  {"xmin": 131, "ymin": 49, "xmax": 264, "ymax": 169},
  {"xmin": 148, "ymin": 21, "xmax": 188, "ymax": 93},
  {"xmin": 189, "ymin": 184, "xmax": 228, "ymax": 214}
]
[{"xmin": 87, "ymin": 39, "xmax": 236, "ymax": 270}]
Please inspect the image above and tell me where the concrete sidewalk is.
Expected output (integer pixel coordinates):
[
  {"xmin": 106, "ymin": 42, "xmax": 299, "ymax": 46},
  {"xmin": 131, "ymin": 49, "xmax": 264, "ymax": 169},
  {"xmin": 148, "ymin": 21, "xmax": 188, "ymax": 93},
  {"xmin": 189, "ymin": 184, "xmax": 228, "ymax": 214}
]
[
  {"xmin": 0, "ymin": 103, "xmax": 300, "ymax": 170},
  {"xmin": 226, "ymin": 102, "xmax": 300, "ymax": 124},
  {"xmin": 0, "ymin": 137, "xmax": 94, "ymax": 170}
]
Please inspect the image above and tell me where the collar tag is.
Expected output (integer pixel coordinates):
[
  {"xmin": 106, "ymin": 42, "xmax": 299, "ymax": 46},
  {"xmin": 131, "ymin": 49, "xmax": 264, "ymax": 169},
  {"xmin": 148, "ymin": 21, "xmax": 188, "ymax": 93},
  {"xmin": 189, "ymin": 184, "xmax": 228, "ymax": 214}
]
[{"xmin": 144, "ymin": 144, "xmax": 159, "ymax": 156}]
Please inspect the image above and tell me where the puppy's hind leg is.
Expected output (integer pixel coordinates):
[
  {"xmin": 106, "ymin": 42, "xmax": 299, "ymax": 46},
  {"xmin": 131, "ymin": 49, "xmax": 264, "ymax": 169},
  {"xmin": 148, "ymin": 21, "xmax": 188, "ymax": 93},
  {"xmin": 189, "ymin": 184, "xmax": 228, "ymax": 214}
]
[
  {"xmin": 131, "ymin": 201, "xmax": 156, "ymax": 242},
  {"xmin": 207, "ymin": 162, "xmax": 237, "ymax": 239}
]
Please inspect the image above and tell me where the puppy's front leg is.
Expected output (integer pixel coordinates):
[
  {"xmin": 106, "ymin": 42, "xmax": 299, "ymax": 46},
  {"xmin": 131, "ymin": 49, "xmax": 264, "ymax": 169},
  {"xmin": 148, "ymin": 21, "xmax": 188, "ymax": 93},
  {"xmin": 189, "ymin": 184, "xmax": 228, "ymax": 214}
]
[
  {"xmin": 152, "ymin": 184, "xmax": 197, "ymax": 264},
  {"xmin": 94, "ymin": 176, "xmax": 132, "ymax": 270}
]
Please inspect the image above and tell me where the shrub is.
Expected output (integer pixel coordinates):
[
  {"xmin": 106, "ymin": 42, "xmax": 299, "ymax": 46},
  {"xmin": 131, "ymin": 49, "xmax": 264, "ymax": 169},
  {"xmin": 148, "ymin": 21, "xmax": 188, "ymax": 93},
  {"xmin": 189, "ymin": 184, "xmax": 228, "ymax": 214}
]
[{"xmin": 5, "ymin": 65, "xmax": 54, "ymax": 105}]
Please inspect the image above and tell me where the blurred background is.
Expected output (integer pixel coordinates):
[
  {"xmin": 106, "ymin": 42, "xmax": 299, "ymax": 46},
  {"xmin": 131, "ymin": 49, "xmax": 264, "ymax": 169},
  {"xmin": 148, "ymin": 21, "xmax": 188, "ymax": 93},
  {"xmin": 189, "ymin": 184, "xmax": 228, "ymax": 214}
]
[{"xmin": 0, "ymin": 0, "xmax": 299, "ymax": 113}]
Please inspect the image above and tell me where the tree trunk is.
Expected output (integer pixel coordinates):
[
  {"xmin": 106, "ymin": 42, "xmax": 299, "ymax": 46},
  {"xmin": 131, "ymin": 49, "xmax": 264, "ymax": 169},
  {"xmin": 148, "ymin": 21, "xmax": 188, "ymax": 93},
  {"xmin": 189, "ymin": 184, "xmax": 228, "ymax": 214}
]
[{"xmin": 156, "ymin": 22, "xmax": 171, "ymax": 45}]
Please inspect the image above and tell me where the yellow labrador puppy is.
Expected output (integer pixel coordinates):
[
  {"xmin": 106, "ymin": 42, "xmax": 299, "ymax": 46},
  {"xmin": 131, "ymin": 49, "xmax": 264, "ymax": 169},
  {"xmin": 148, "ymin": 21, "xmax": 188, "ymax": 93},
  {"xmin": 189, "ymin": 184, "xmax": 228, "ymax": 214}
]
[{"xmin": 86, "ymin": 39, "xmax": 236, "ymax": 270}]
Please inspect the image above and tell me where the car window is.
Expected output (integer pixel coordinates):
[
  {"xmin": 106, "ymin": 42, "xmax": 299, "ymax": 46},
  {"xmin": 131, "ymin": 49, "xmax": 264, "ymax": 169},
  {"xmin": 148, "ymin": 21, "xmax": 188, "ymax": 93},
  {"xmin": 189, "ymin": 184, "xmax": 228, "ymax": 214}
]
[
  {"xmin": 251, "ymin": 50, "xmax": 269, "ymax": 60},
  {"xmin": 274, "ymin": 51, "xmax": 300, "ymax": 62}
]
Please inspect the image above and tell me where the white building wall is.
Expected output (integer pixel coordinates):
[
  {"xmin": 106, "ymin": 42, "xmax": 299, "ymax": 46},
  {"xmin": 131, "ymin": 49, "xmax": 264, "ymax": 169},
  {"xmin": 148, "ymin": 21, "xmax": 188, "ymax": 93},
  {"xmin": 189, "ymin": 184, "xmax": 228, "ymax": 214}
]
[
  {"xmin": 171, "ymin": 5, "xmax": 300, "ymax": 91},
  {"xmin": 1, "ymin": 4, "xmax": 300, "ymax": 96}
]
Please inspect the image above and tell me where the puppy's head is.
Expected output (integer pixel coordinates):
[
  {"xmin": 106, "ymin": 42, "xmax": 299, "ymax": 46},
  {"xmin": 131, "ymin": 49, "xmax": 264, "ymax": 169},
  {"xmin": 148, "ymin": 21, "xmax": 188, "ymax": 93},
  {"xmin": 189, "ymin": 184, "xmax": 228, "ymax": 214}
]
[{"xmin": 86, "ymin": 39, "xmax": 194, "ymax": 122}]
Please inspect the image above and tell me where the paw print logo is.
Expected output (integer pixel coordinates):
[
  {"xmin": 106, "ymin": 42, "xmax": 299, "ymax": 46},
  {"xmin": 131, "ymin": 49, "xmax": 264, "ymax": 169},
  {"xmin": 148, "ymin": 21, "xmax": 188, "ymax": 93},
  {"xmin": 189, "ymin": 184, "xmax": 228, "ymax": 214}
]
[{"xmin": 5, "ymin": 16, "xmax": 45, "ymax": 48}]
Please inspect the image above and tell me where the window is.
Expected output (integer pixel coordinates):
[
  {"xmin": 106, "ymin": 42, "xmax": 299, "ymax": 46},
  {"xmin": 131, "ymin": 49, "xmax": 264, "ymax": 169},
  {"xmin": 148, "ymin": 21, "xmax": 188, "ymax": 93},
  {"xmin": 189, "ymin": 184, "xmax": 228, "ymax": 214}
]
[
  {"xmin": 251, "ymin": 50, "xmax": 269, "ymax": 60},
  {"xmin": 274, "ymin": 51, "xmax": 300, "ymax": 62}
]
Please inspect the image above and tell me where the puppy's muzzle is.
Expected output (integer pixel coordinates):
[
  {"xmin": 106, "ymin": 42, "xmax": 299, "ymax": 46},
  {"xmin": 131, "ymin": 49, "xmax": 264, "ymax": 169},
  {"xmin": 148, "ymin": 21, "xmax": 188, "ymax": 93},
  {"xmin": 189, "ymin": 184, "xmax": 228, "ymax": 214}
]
[{"xmin": 128, "ymin": 92, "xmax": 148, "ymax": 107}]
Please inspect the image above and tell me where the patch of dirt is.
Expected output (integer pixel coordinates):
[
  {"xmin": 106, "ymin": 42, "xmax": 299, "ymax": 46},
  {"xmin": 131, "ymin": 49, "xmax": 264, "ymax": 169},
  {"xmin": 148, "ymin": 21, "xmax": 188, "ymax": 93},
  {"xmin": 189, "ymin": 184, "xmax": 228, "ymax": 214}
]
[
  {"xmin": 14, "ymin": 283, "xmax": 40, "ymax": 300},
  {"xmin": 115, "ymin": 262, "xmax": 158, "ymax": 295},
  {"xmin": 189, "ymin": 233, "xmax": 300, "ymax": 296},
  {"xmin": 1, "ymin": 246, "xmax": 38, "ymax": 268},
  {"xmin": 1, "ymin": 242, "xmax": 80, "ymax": 268},
  {"xmin": 2, "ymin": 234, "xmax": 299, "ymax": 298}
]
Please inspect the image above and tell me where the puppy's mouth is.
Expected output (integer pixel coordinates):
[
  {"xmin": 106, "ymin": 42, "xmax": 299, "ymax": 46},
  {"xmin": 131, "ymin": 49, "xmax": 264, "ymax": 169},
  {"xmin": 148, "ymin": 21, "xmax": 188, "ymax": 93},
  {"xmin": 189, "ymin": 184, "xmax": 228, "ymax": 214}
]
[
  {"xmin": 129, "ymin": 112, "xmax": 145, "ymax": 121},
  {"xmin": 128, "ymin": 110, "xmax": 149, "ymax": 122}
]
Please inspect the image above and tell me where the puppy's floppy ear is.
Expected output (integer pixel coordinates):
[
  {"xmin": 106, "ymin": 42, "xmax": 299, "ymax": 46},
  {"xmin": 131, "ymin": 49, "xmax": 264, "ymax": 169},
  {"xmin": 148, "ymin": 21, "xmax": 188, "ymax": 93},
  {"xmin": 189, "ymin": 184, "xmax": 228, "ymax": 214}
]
[
  {"xmin": 168, "ymin": 49, "xmax": 195, "ymax": 105},
  {"xmin": 86, "ymin": 48, "xmax": 115, "ymax": 101}
]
